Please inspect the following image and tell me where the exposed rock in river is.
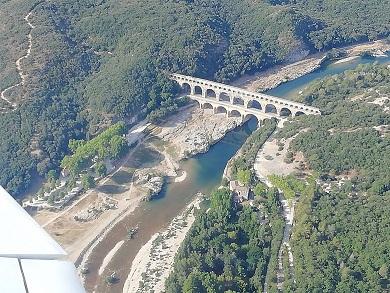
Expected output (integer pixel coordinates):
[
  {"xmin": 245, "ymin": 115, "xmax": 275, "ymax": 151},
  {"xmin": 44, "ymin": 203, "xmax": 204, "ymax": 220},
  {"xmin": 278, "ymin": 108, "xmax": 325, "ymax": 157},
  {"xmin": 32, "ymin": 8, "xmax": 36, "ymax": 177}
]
[
  {"xmin": 134, "ymin": 171, "xmax": 165, "ymax": 201},
  {"xmin": 159, "ymin": 107, "xmax": 242, "ymax": 160}
]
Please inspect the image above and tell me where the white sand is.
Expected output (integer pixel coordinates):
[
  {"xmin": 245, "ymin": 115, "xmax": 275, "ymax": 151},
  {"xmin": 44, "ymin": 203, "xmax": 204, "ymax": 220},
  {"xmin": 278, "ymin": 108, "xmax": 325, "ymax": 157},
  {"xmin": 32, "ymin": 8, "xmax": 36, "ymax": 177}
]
[
  {"xmin": 98, "ymin": 240, "xmax": 125, "ymax": 275},
  {"xmin": 174, "ymin": 170, "xmax": 187, "ymax": 182},
  {"xmin": 333, "ymin": 56, "xmax": 359, "ymax": 64},
  {"xmin": 122, "ymin": 196, "xmax": 202, "ymax": 293}
]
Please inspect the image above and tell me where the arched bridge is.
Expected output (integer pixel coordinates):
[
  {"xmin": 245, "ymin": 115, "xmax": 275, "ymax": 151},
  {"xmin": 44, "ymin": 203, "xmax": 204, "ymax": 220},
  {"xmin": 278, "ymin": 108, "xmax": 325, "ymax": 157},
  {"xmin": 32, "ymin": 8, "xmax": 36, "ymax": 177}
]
[{"xmin": 171, "ymin": 73, "xmax": 320, "ymax": 123}]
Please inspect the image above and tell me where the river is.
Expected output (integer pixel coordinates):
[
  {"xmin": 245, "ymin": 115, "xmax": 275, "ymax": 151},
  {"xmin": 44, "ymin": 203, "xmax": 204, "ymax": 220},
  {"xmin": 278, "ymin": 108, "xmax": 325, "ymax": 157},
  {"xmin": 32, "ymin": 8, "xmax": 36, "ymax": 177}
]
[
  {"xmin": 84, "ymin": 119, "xmax": 258, "ymax": 292},
  {"xmin": 267, "ymin": 54, "xmax": 390, "ymax": 98},
  {"xmin": 83, "ymin": 52, "xmax": 389, "ymax": 293}
]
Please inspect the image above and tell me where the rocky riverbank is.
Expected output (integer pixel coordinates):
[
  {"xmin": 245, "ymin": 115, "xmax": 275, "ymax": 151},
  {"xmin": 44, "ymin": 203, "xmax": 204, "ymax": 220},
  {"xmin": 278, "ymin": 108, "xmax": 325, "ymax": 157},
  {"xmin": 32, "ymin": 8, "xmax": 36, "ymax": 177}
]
[
  {"xmin": 232, "ymin": 39, "xmax": 390, "ymax": 93},
  {"xmin": 122, "ymin": 194, "xmax": 203, "ymax": 293},
  {"xmin": 232, "ymin": 55, "xmax": 327, "ymax": 92},
  {"xmin": 157, "ymin": 106, "xmax": 242, "ymax": 160}
]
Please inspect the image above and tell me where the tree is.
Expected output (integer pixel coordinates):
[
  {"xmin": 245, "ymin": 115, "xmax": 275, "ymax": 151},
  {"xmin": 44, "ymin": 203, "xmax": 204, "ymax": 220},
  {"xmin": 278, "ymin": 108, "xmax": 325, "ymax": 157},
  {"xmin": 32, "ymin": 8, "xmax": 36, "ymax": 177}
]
[
  {"xmin": 254, "ymin": 182, "xmax": 267, "ymax": 197},
  {"xmin": 81, "ymin": 174, "xmax": 95, "ymax": 190},
  {"xmin": 237, "ymin": 169, "xmax": 251, "ymax": 186},
  {"xmin": 46, "ymin": 169, "xmax": 58, "ymax": 183},
  {"xmin": 95, "ymin": 161, "xmax": 107, "ymax": 177},
  {"xmin": 68, "ymin": 139, "xmax": 85, "ymax": 153},
  {"xmin": 109, "ymin": 135, "xmax": 127, "ymax": 159},
  {"xmin": 183, "ymin": 272, "xmax": 205, "ymax": 293}
]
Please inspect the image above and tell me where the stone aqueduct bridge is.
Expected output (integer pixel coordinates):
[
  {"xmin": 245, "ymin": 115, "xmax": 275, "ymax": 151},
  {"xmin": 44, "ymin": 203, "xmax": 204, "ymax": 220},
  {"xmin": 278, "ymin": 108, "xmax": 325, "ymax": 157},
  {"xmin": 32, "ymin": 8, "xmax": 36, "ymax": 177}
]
[{"xmin": 171, "ymin": 73, "xmax": 320, "ymax": 124}]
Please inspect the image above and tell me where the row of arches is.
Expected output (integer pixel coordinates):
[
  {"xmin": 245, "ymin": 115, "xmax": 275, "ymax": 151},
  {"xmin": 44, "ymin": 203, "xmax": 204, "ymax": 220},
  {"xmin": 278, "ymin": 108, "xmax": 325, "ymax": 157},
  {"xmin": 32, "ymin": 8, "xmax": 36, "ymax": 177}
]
[
  {"xmin": 181, "ymin": 83, "xmax": 305, "ymax": 117},
  {"xmin": 199, "ymin": 102, "xmax": 264, "ymax": 124}
]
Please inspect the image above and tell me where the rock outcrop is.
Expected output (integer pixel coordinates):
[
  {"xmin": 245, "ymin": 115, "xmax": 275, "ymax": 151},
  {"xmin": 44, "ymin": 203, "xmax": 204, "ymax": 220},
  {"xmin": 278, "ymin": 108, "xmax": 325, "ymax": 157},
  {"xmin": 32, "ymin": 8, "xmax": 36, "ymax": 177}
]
[{"xmin": 159, "ymin": 108, "xmax": 241, "ymax": 159}]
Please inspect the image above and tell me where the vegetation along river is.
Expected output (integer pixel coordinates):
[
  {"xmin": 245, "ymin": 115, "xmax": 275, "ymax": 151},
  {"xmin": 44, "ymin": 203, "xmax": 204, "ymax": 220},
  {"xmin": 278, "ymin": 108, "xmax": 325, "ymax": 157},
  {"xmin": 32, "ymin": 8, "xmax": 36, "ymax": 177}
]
[
  {"xmin": 85, "ymin": 53, "xmax": 389, "ymax": 293},
  {"xmin": 84, "ymin": 119, "xmax": 258, "ymax": 292}
]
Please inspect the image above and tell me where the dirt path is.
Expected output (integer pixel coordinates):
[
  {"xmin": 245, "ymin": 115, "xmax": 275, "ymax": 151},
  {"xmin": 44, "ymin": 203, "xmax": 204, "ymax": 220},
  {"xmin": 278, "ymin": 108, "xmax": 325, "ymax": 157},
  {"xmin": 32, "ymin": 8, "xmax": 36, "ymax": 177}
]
[
  {"xmin": 253, "ymin": 122, "xmax": 298, "ymax": 292},
  {"xmin": 1, "ymin": 10, "xmax": 35, "ymax": 110},
  {"xmin": 276, "ymin": 199, "xmax": 296, "ymax": 290}
]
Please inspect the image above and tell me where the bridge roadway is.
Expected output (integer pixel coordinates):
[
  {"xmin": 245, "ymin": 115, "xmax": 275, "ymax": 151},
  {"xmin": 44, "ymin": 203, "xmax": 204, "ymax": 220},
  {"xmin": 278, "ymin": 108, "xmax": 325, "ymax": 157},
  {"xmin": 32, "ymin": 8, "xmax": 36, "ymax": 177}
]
[{"xmin": 171, "ymin": 73, "xmax": 321, "ymax": 122}]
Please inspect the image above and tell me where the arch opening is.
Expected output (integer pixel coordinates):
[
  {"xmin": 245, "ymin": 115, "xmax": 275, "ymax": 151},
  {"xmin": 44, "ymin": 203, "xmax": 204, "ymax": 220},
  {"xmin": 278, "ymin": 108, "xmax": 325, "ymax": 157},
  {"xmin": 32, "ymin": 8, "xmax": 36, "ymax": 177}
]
[
  {"xmin": 219, "ymin": 92, "xmax": 230, "ymax": 102},
  {"xmin": 215, "ymin": 106, "xmax": 227, "ymax": 115},
  {"xmin": 243, "ymin": 114, "xmax": 260, "ymax": 128},
  {"xmin": 265, "ymin": 104, "xmax": 277, "ymax": 114},
  {"xmin": 202, "ymin": 103, "xmax": 213, "ymax": 110},
  {"xmin": 233, "ymin": 96, "xmax": 245, "ymax": 106},
  {"xmin": 206, "ymin": 89, "xmax": 216, "ymax": 99},
  {"xmin": 194, "ymin": 86, "xmax": 203, "ymax": 96},
  {"xmin": 247, "ymin": 100, "xmax": 262, "ymax": 111},
  {"xmin": 280, "ymin": 108, "xmax": 292, "ymax": 117},
  {"xmin": 229, "ymin": 110, "xmax": 242, "ymax": 118},
  {"xmin": 294, "ymin": 111, "xmax": 305, "ymax": 117},
  {"xmin": 192, "ymin": 100, "xmax": 201, "ymax": 108},
  {"xmin": 181, "ymin": 83, "xmax": 191, "ymax": 95}
]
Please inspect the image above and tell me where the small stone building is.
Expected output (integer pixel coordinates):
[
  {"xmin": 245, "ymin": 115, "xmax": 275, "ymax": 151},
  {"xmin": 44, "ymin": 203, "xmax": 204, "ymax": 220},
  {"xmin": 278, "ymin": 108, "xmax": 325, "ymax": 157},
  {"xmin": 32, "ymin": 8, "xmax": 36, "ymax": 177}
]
[{"xmin": 229, "ymin": 180, "xmax": 250, "ymax": 201}]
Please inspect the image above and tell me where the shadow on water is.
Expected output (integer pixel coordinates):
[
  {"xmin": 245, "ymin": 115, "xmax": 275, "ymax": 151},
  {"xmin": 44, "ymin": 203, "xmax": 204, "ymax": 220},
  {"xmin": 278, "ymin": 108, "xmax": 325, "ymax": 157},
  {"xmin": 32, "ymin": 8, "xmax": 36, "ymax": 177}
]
[
  {"xmin": 97, "ymin": 184, "xmax": 129, "ymax": 195},
  {"xmin": 124, "ymin": 145, "xmax": 164, "ymax": 169}
]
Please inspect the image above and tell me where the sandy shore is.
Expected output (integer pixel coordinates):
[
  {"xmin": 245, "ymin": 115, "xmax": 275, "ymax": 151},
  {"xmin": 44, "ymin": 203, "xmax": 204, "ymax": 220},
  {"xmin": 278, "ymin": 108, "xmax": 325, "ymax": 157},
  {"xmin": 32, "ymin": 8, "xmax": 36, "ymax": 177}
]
[
  {"xmin": 99, "ymin": 240, "xmax": 125, "ymax": 275},
  {"xmin": 32, "ymin": 105, "xmax": 242, "ymax": 293},
  {"xmin": 122, "ymin": 195, "xmax": 202, "ymax": 293},
  {"xmin": 333, "ymin": 56, "xmax": 360, "ymax": 64}
]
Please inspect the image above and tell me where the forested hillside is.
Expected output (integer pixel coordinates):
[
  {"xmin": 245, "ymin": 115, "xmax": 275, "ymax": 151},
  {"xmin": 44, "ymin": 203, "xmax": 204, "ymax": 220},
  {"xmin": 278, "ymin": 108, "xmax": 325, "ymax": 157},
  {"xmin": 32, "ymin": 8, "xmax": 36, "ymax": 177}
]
[
  {"xmin": 277, "ymin": 64, "xmax": 390, "ymax": 291},
  {"xmin": 279, "ymin": 63, "xmax": 390, "ymax": 194},
  {"xmin": 292, "ymin": 188, "xmax": 389, "ymax": 292},
  {"xmin": 1, "ymin": 0, "xmax": 390, "ymax": 195}
]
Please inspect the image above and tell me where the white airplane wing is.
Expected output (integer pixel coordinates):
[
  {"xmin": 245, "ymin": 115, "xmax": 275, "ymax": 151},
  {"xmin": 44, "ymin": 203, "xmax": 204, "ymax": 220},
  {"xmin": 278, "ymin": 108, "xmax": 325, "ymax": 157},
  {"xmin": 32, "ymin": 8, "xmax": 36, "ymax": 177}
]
[{"xmin": 0, "ymin": 186, "xmax": 85, "ymax": 293}]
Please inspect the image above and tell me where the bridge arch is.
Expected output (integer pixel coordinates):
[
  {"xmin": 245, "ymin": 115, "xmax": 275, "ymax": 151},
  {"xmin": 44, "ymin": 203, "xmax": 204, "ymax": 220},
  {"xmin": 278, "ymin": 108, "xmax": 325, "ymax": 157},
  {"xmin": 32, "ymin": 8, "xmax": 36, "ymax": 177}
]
[
  {"xmin": 215, "ymin": 106, "xmax": 227, "ymax": 115},
  {"xmin": 247, "ymin": 100, "xmax": 262, "ymax": 111},
  {"xmin": 243, "ymin": 114, "xmax": 260, "ymax": 126},
  {"xmin": 233, "ymin": 96, "xmax": 245, "ymax": 106},
  {"xmin": 219, "ymin": 92, "xmax": 230, "ymax": 102},
  {"xmin": 265, "ymin": 104, "xmax": 277, "ymax": 114},
  {"xmin": 280, "ymin": 108, "xmax": 292, "ymax": 117},
  {"xmin": 194, "ymin": 85, "xmax": 203, "ymax": 96},
  {"xmin": 192, "ymin": 100, "xmax": 201, "ymax": 108},
  {"xmin": 206, "ymin": 89, "xmax": 216, "ymax": 99},
  {"xmin": 202, "ymin": 102, "xmax": 213, "ymax": 110},
  {"xmin": 228, "ymin": 110, "xmax": 242, "ymax": 118},
  {"xmin": 180, "ymin": 82, "xmax": 191, "ymax": 95},
  {"xmin": 294, "ymin": 111, "xmax": 305, "ymax": 117}
]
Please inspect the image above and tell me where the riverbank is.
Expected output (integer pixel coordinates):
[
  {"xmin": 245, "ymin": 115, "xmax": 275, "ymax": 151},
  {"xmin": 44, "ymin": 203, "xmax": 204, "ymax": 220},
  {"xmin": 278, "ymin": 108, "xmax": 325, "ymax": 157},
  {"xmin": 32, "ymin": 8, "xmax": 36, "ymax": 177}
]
[
  {"xmin": 122, "ymin": 195, "xmax": 203, "ymax": 293},
  {"xmin": 34, "ymin": 39, "xmax": 390, "ymax": 292},
  {"xmin": 32, "ymin": 104, "xmax": 243, "ymax": 292},
  {"xmin": 232, "ymin": 40, "xmax": 390, "ymax": 93}
]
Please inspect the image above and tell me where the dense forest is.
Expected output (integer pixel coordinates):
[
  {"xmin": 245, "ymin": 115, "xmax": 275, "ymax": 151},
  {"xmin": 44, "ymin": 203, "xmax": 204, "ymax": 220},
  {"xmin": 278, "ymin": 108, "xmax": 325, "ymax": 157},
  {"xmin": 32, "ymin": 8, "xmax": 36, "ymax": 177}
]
[
  {"xmin": 276, "ymin": 63, "xmax": 390, "ymax": 291},
  {"xmin": 278, "ymin": 63, "xmax": 390, "ymax": 194},
  {"xmin": 1, "ymin": 0, "xmax": 390, "ymax": 195},
  {"xmin": 292, "ymin": 187, "xmax": 390, "ymax": 292},
  {"xmin": 165, "ymin": 188, "xmax": 285, "ymax": 292}
]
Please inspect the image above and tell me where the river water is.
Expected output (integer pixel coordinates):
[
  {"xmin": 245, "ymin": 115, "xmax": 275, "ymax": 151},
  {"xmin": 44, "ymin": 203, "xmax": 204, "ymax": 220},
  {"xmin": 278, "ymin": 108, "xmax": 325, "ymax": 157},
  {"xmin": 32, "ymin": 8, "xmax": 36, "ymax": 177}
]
[
  {"xmin": 85, "ymin": 120, "xmax": 258, "ymax": 292},
  {"xmin": 84, "ymin": 53, "xmax": 389, "ymax": 293},
  {"xmin": 267, "ymin": 54, "xmax": 390, "ymax": 98}
]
